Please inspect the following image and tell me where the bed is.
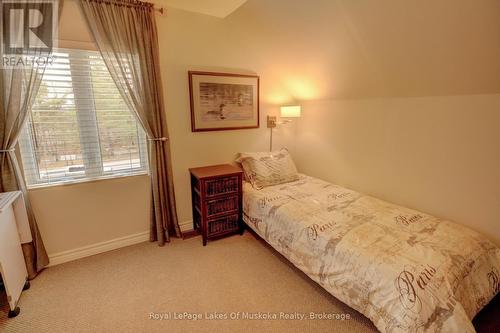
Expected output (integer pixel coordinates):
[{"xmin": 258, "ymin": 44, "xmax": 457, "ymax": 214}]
[{"xmin": 242, "ymin": 173, "xmax": 500, "ymax": 333}]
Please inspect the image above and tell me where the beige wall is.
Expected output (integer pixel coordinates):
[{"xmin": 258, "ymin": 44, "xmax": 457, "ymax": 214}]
[
  {"xmin": 31, "ymin": 0, "xmax": 500, "ymax": 256},
  {"xmin": 295, "ymin": 95, "xmax": 500, "ymax": 244},
  {"xmin": 157, "ymin": 7, "xmax": 296, "ymax": 225},
  {"xmin": 30, "ymin": 175, "xmax": 151, "ymax": 254}
]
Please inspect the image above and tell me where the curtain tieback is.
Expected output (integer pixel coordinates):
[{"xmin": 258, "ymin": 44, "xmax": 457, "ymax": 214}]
[
  {"xmin": 149, "ymin": 137, "xmax": 168, "ymax": 142},
  {"xmin": 0, "ymin": 148, "xmax": 15, "ymax": 153}
]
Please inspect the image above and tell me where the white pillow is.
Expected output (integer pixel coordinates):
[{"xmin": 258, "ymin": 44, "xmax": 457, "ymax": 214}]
[{"xmin": 236, "ymin": 148, "xmax": 299, "ymax": 189}]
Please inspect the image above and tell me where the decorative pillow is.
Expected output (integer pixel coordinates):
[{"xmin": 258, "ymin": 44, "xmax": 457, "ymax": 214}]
[{"xmin": 235, "ymin": 149, "xmax": 299, "ymax": 189}]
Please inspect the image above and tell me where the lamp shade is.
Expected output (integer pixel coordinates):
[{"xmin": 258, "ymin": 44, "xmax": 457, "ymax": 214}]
[{"xmin": 280, "ymin": 105, "xmax": 301, "ymax": 118}]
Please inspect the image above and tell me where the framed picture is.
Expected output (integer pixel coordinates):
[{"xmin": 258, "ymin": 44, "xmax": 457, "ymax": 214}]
[{"xmin": 188, "ymin": 71, "xmax": 260, "ymax": 132}]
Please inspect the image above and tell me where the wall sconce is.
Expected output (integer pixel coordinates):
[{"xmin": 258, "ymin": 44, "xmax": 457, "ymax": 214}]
[
  {"xmin": 267, "ymin": 105, "xmax": 301, "ymax": 151},
  {"xmin": 280, "ymin": 105, "xmax": 301, "ymax": 118}
]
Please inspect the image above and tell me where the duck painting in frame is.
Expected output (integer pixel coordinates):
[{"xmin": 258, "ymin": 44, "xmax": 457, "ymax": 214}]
[{"xmin": 189, "ymin": 71, "xmax": 260, "ymax": 132}]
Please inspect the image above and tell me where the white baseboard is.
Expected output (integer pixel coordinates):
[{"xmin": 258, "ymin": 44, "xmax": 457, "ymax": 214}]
[
  {"xmin": 179, "ymin": 220, "xmax": 193, "ymax": 232},
  {"xmin": 48, "ymin": 231, "xmax": 149, "ymax": 267},
  {"xmin": 48, "ymin": 221, "xmax": 195, "ymax": 267}
]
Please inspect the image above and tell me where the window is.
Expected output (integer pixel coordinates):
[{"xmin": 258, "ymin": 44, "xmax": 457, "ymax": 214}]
[{"xmin": 20, "ymin": 48, "xmax": 148, "ymax": 187}]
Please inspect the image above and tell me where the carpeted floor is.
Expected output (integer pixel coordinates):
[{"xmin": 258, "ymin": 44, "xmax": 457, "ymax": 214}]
[{"xmin": 0, "ymin": 232, "xmax": 497, "ymax": 333}]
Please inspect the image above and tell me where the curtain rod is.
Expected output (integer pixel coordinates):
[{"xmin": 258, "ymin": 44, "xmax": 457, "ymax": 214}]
[{"xmin": 88, "ymin": 0, "xmax": 165, "ymax": 14}]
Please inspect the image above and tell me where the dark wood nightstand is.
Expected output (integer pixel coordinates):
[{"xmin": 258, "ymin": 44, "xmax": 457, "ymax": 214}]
[{"xmin": 189, "ymin": 164, "xmax": 244, "ymax": 246}]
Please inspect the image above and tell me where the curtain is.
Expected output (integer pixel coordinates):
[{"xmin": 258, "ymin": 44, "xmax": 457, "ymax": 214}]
[
  {"xmin": 0, "ymin": 3, "xmax": 57, "ymax": 278},
  {"xmin": 79, "ymin": 0, "xmax": 181, "ymax": 245}
]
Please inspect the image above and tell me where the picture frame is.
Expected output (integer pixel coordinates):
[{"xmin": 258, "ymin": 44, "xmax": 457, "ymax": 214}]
[{"xmin": 188, "ymin": 71, "xmax": 260, "ymax": 132}]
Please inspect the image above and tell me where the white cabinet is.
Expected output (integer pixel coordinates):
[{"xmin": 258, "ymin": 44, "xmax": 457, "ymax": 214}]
[{"xmin": 0, "ymin": 191, "xmax": 32, "ymax": 318}]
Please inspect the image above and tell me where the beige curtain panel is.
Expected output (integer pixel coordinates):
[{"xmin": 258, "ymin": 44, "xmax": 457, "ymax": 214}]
[
  {"xmin": 0, "ymin": 3, "xmax": 56, "ymax": 278},
  {"xmin": 79, "ymin": 0, "xmax": 181, "ymax": 245}
]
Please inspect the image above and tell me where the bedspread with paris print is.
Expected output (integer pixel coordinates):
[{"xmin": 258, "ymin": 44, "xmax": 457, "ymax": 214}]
[{"xmin": 242, "ymin": 174, "xmax": 500, "ymax": 333}]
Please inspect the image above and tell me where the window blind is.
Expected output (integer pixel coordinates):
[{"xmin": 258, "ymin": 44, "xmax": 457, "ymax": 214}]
[{"xmin": 19, "ymin": 48, "xmax": 148, "ymax": 187}]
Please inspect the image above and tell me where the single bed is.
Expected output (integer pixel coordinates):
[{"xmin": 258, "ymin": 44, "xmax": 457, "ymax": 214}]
[{"xmin": 242, "ymin": 173, "xmax": 500, "ymax": 333}]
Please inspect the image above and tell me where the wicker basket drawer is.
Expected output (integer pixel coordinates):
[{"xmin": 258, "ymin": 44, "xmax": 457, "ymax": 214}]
[
  {"xmin": 205, "ymin": 195, "xmax": 239, "ymax": 218},
  {"xmin": 204, "ymin": 176, "xmax": 239, "ymax": 197},
  {"xmin": 208, "ymin": 214, "xmax": 239, "ymax": 236}
]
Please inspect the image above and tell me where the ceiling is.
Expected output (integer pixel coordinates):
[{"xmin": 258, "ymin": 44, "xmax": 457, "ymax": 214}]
[
  {"xmin": 221, "ymin": 0, "xmax": 500, "ymax": 101},
  {"xmin": 161, "ymin": 0, "xmax": 248, "ymax": 18}
]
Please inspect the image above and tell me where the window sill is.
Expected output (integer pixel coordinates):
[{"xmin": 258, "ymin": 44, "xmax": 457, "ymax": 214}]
[{"xmin": 27, "ymin": 172, "xmax": 150, "ymax": 191}]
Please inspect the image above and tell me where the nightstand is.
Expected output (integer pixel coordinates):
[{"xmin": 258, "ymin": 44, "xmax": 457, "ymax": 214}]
[{"xmin": 189, "ymin": 164, "xmax": 244, "ymax": 246}]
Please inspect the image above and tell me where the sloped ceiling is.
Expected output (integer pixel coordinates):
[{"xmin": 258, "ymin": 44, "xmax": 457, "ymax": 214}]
[
  {"xmin": 221, "ymin": 0, "xmax": 500, "ymax": 101},
  {"xmin": 161, "ymin": 0, "xmax": 247, "ymax": 18}
]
